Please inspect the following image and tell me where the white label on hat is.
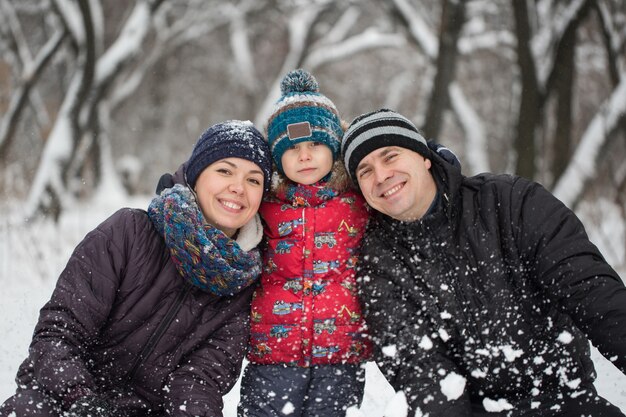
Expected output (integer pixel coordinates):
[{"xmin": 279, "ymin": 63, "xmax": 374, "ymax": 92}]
[{"xmin": 287, "ymin": 122, "xmax": 312, "ymax": 140}]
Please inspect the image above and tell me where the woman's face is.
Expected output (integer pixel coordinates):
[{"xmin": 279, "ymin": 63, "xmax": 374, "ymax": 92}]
[{"xmin": 194, "ymin": 158, "xmax": 265, "ymax": 237}]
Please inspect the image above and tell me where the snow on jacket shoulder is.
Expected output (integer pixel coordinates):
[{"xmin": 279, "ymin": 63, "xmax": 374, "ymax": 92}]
[
  {"xmin": 248, "ymin": 183, "xmax": 372, "ymax": 367},
  {"xmin": 16, "ymin": 207, "xmax": 255, "ymax": 417}
]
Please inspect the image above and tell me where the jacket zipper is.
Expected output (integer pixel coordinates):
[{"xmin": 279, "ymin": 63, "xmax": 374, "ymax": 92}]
[
  {"xmin": 126, "ymin": 281, "xmax": 194, "ymax": 383},
  {"xmin": 425, "ymin": 220, "xmax": 486, "ymax": 347}
]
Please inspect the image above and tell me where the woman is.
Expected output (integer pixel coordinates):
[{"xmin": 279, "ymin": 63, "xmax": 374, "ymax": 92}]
[{"xmin": 0, "ymin": 121, "xmax": 272, "ymax": 417}]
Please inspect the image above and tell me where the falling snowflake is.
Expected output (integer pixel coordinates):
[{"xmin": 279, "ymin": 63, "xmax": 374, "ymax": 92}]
[{"xmin": 440, "ymin": 372, "xmax": 466, "ymax": 401}]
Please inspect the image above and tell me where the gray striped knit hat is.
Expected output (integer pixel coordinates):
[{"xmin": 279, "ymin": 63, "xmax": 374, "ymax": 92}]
[{"xmin": 341, "ymin": 109, "xmax": 431, "ymax": 181}]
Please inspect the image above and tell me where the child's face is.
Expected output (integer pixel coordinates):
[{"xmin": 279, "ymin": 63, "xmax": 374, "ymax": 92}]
[{"xmin": 281, "ymin": 141, "xmax": 333, "ymax": 185}]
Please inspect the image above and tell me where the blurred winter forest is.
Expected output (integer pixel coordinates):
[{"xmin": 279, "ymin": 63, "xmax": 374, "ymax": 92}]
[
  {"xmin": 1, "ymin": 0, "xmax": 626, "ymax": 268},
  {"xmin": 1, "ymin": 0, "xmax": 626, "ymax": 412}
]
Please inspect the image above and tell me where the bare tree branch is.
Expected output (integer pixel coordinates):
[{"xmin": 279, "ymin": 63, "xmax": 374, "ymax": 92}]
[
  {"xmin": 594, "ymin": 0, "xmax": 624, "ymax": 87},
  {"xmin": 422, "ymin": 0, "xmax": 466, "ymax": 139},
  {"xmin": 254, "ymin": 3, "xmax": 328, "ymax": 127},
  {"xmin": 389, "ymin": 0, "xmax": 490, "ymax": 174},
  {"xmin": 553, "ymin": 71, "xmax": 626, "ymax": 208},
  {"xmin": 0, "ymin": 29, "xmax": 66, "ymax": 159},
  {"xmin": 304, "ymin": 29, "xmax": 405, "ymax": 70}
]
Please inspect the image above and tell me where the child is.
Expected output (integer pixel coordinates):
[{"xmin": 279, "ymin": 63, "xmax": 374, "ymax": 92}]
[{"xmin": 238, "ymin": 70, "xmax": 372, "ymax": 417}]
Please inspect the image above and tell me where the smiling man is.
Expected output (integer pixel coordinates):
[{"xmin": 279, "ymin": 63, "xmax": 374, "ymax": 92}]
[{"xmin": 341, "ymin": 109, "xmax": 626, "ymax": 416}]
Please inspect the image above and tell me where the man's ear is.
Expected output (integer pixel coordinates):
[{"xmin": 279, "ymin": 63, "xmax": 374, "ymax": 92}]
[{"xmin": 424, "ymin": 158, "xmax": 432, "ymax": 170}]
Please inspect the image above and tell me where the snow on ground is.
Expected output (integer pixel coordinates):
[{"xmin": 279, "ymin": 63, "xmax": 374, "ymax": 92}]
[{"xmin": 0, "ymin": 197, "xmax": 624, "ymax": 416}]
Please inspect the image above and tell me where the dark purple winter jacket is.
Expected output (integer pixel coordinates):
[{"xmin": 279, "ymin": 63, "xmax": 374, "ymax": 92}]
[{"xmin": 13, "ymin": 176, "xmax": 258, "ymax": 416}]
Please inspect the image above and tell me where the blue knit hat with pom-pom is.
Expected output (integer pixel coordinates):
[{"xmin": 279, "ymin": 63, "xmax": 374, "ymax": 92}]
[{"xmin": 266, "ymin": 69, "xmax": 343, "ymax": 175}]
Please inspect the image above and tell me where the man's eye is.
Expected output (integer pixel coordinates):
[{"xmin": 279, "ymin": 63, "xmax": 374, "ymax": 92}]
[
  {"xmin": 385, "ymin": 153, "xmax": 398, "ymax": 162},
  {"xmin": 358, "ymin": 169, "xmax": 371, "ymax": 178}
]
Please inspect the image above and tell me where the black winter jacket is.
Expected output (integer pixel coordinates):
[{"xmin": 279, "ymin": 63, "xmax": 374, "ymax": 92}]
[
  {"xmin": 12, "ymin": 171, "xmax": 260, "ymax": 416},
  {"xmin": 358, "ymin": 154, "xmax": 626, "ymax": 416}
]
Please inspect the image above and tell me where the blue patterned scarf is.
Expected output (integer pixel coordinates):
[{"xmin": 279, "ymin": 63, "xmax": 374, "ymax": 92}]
[{"xmin": 148, "ymin": 184, "xmax": 261, "ymax": 296}]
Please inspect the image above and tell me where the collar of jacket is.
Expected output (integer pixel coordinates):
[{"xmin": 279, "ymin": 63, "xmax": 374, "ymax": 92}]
[{"xmin": 274, "ymin": 181, "xmax": 339, "ymax": 208}]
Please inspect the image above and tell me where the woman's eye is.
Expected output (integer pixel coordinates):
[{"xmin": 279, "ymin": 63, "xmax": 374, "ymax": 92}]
[
  {"xmin": 248, "ymin": 178, "xmax": 261, "ymax": 185},
  {"xmin": 217, "ymin": 168, "xmax": 231, "ymax": 174}
]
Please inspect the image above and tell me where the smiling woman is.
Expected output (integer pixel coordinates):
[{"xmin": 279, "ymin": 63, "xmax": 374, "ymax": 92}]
[
  {"xmin": 194, "ymin": 158, "xmax": 265, "ymax": 237},
  {"xmin": 0, "ymin": 121, "xmax": 272, "ymax": 417}
]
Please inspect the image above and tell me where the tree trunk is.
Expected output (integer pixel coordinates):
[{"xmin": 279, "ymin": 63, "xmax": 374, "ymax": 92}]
[
  {"xmin": 512, "ymin": 0, "xmax": 540, "ymax": 179},
  {"xmin": 551, "ymin": 24, "xmax": 576, "ymax": 185},
  {"xmin": 422, "ymin": 0, "xmax": 466, "ymax": 140}
]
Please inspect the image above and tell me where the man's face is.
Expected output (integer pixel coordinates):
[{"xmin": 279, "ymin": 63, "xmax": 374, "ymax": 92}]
[{"xmin": 355, "ymin": 146, "xmax": 437, "ymax": 221}]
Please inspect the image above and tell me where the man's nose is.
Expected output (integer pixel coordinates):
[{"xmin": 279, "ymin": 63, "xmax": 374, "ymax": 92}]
[{"xmin": 373, "ymin": 165, "xmax": 392, "ymax": 184}]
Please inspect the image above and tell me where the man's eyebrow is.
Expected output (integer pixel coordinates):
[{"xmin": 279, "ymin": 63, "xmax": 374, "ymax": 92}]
[
  {"xmin": 356, "ymin": 161, "xmax": 370, "ymax": 173},
  {"xmin": 356, "ymin": 147, "xmax": 401, "ymax": 172},
  {"xmin": 379, "ymin": 147, "xmax": 400, "ymax": 157}
]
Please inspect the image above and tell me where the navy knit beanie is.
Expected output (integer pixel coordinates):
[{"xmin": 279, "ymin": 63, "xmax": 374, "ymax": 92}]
[
  {"xmin": 266, "ymin": 69, "xmax": 343, "ymax": 175},
  {"xmin": 341, "ymin": 109, "xmax": 431, "ymax": 182},
  {"xmin": 185, "ymin": 120, "xmax": 272, "ymax": 194}
]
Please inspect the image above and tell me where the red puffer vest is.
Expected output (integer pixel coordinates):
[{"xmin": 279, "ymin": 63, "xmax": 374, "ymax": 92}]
[{"xmin": 247, "ymin": 182, "xmax": 372, "ymax": 367}]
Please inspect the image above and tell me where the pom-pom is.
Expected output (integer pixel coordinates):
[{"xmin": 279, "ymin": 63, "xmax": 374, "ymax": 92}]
[{"xmin": 280, "ymin": 69, "xmax": 319, "ymax": 95}]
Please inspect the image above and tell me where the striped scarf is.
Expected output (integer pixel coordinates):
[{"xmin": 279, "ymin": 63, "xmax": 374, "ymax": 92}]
[{"xmin": 148, "ymin": 184, "xmax": 261, "ymax": 296}]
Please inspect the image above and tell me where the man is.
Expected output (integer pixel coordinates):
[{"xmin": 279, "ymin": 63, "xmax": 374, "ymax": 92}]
[{"xmin": 341, "ymin": 109, "xmax": 626, "ymax": 416}]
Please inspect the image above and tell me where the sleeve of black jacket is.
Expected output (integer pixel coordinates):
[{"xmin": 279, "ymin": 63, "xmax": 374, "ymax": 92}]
[
  {"xmin": 357, "ymin": 232, "xmax": 472, "ymax": 416},
  {"xmin": 512, "ymin": 177, "xmax": 626, "ymax": 374}
]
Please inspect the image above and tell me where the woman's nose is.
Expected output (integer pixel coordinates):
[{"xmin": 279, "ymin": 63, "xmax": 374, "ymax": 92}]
[{"xmin": 229, "ymin": 179, "xmax": 244, "ymax": 194}]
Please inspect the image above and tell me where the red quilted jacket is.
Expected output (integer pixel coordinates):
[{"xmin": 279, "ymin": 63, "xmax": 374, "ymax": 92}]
[{"xmin": 247, "ymin": 182, "xmax": 372, "ymax": 367}]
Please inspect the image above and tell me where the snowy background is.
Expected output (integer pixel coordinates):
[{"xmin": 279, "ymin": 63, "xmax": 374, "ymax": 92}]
[
  {"xmin": 2, "ymin": 0, "xmax": 626, "ymax": 415},
  {"xmin": 1, "ymin": 192, "xmax": 625, "ymax": 416}
]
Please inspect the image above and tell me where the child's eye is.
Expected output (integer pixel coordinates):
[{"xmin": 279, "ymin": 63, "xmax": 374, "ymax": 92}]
[
  {"xmin": 311, "ymin": 141, "xmax": 322, "ymax": 147},
  {"xmin": 287, "ymin": 144, "xmax": 299, "ymax": 151}
]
